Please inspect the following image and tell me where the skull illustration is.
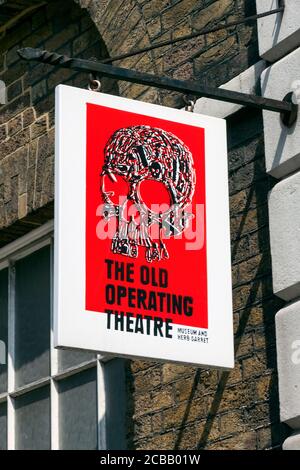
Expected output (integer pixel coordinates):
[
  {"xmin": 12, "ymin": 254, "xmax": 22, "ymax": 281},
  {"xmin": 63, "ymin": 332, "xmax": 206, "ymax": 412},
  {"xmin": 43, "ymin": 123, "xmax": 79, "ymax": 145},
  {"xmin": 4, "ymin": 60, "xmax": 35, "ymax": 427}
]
[{"xmin": 101, "ymin": 125, "xmax": 196, "ymax": 262}]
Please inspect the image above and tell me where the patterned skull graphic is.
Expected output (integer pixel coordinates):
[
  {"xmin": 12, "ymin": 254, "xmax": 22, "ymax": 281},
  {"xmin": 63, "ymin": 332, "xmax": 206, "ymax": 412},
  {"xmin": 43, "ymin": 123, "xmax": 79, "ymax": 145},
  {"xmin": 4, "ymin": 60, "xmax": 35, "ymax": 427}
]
[{"xmin": 101, "ymin": 125, "xmax": 196, "ymax": 262}]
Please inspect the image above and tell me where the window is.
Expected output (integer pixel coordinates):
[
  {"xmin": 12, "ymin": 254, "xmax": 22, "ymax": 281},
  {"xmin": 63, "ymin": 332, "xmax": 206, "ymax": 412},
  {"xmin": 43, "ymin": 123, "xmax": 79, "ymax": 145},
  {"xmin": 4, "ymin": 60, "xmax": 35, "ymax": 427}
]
[{"xmin": 0, "ymin": 221, "xmax": 126, "ymax": 450}]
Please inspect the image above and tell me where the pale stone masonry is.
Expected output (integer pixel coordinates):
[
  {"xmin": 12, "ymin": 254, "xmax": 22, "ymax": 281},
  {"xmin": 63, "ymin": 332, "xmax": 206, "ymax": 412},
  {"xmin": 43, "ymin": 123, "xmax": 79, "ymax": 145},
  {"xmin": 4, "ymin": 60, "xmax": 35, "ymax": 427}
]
[
  {"xmin": 269, "ymin": 173, "xmax": 300, "ymax": 301},
  {"xmin": 283, "ymin": 431, "xmax": 300, "ymax": 450},
  {"xmin": 257, "ymin": 0, "xmax": 300, "ymax": 451},
  {"xmin": 276, "ymin": 302, "xmax": 300, "ymax": 428},
  {"xmin": 256, "ymin": 0, "xmax": 300, "ymax": 63},
  {"xmin": 261, "ymin": 48, "xmax": 300, "ymax": 179}
]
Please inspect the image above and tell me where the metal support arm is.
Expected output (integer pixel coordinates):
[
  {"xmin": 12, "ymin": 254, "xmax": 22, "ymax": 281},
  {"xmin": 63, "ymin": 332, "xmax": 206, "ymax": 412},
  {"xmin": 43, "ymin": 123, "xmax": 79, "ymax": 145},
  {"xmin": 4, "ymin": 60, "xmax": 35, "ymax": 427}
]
[{"xmin": 18, "ymin": 47, "xmax": 298, "ymax": 127}]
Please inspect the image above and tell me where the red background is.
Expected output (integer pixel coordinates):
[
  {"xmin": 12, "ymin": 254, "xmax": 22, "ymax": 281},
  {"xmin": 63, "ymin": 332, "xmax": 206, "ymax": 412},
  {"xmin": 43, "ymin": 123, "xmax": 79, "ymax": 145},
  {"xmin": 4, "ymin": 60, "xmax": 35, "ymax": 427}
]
[{"xmin": 86, "ymin": 103, "xmax": 208, "ymax": 328}]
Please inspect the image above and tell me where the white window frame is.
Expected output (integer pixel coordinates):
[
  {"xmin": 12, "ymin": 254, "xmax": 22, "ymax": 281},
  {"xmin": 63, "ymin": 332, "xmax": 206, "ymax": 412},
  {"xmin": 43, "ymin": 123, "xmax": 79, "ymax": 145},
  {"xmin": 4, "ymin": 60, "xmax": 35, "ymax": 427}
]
[{"xmin": 0, "ymin": 220, "xmax": 111, "ymax": 450}]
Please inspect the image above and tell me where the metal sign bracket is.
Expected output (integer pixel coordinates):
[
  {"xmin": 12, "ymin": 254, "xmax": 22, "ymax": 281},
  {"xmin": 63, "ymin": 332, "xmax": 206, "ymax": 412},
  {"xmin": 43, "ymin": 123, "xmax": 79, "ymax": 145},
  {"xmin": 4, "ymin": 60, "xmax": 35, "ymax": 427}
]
[{"xmin": 18, "ymin": 47, "xmax": 298, "ymax": 127}]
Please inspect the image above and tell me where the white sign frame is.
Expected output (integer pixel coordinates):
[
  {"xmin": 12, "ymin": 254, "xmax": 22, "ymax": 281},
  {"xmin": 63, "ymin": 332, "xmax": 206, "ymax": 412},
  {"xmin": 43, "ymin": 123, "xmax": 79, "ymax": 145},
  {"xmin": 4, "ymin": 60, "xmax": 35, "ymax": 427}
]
[{"xmin": 54, "ymin": 84, "xmax": 234, "ymax": 369}]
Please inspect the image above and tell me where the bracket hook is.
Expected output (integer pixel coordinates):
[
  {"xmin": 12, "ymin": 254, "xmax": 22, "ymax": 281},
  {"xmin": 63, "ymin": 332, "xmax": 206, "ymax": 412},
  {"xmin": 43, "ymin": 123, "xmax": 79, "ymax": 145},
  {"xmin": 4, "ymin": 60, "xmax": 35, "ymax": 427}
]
[
  {"xmin": 88, "ymin": 75, "xmax": 101, "ymax": 92},
  {"xmin": 88, "ymin": 57, "xmax": 102, "ymax": 92},
  {"xmin": 183, "ymin": 95, "xmax": 195, "ymax": 112}
]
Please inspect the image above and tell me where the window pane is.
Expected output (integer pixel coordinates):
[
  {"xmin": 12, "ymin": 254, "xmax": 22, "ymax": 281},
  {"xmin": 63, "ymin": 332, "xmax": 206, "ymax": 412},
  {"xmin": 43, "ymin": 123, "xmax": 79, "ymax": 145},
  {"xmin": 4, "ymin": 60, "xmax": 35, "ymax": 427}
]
[
  {"xmin": 15, "ymin": 385, "xmax": 50, "ymax": 450},
  {"xmin": 15, "ymin": 247, "xmax": 51, "ymax": 387},
  {"xmin": 105, "ymin": 359, "xmax": 126, "ymax": 450},
  {"xmin": 58, "ymin": 349, "xmax": 96, "ymax": 373},
  {"xmin": 0, "ymin": 402, "xmax": 7, "ymax": 450},
  {"xmin": 59, "ymin": 367, "xmax": 97, "ymax": 450},
  {"xmin": 0, "ymin": 269, "xmax": 8, "ymax": 394}
]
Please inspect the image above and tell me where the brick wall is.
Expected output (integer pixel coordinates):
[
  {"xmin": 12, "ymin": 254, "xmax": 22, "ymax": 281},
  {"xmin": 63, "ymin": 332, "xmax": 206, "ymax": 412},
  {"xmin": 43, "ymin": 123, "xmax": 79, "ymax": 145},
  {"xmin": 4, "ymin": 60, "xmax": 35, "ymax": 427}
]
[
  {"xmin": 82, "ymin": 0, "xmax": 259, "ymax": 107},
  {"xmin": 0, "ymin": 0, "xmax": 287, "ymax": 450},
  {"xmin": 0, "ymin": 0, "xmax": 117, "ymax": 246}
]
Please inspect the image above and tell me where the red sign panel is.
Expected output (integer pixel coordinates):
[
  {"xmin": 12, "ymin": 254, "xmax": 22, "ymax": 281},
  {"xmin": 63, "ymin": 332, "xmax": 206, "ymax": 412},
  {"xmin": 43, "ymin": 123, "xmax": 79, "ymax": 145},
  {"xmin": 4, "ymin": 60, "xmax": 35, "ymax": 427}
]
[
  {"xmin": 54, "ymin": 85, "xmax": 233, "ymax": 368},
  {"xmin": 85, "ymin": 103, "xmax": 208, "ymax": 330}
]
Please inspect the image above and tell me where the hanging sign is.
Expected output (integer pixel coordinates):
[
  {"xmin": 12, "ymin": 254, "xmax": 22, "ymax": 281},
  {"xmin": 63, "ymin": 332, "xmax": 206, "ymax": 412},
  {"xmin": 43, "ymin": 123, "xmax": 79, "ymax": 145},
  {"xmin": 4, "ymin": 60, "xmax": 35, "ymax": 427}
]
[{"xmin": 54, "ymin": 84, "xmax": 234, "ymax": 369}]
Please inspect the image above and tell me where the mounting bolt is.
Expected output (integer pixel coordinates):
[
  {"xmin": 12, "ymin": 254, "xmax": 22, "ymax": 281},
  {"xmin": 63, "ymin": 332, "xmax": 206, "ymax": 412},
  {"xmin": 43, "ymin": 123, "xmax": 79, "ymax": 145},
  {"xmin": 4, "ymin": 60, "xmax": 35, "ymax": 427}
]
[
  {"xmin": 280, "ymin": 92, "xmax": 298, "ymax": 128},
  {"xmin": 278, "ymin": 0, "xmax": 285, "ymax": 10}
]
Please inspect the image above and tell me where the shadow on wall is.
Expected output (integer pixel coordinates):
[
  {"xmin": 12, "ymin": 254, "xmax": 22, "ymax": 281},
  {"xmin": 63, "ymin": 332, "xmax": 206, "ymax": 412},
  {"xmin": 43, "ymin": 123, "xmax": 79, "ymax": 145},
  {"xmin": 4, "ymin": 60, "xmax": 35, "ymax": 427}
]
[
  {"xmin": 198, "ymin": 0, "xmax": 259, "ymax": 91},
  {"xmin": 125, "ymin": 108, "xmax": 289, "ymax": 451}
]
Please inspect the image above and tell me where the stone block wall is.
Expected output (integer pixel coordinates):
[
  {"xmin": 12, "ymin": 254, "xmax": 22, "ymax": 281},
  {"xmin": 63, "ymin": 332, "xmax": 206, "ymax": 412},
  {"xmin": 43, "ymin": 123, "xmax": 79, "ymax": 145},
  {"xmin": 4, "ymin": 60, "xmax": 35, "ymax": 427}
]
[{"xmin": 258, "ymin": 0, "xmax": 300, "ymax": 449}]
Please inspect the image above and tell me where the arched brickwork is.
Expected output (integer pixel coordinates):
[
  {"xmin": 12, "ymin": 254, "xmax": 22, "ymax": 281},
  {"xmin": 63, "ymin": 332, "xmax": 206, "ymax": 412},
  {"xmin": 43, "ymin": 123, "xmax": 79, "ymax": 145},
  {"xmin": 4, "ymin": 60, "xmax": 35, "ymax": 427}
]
[{"xmin": 0, "ymin": 0, "xmax": 117, "ymax": 239}]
